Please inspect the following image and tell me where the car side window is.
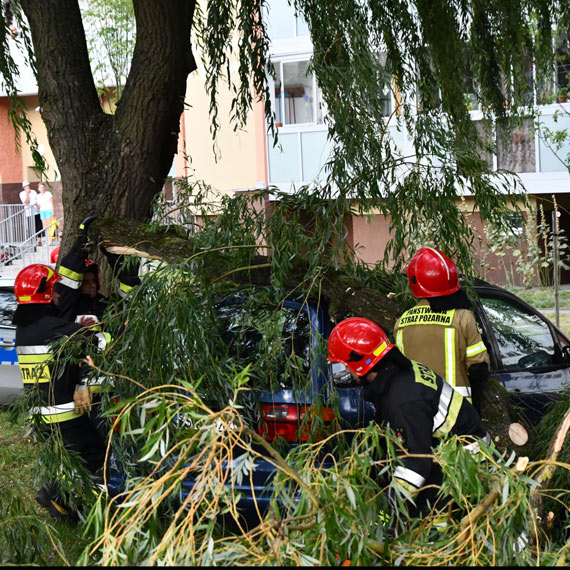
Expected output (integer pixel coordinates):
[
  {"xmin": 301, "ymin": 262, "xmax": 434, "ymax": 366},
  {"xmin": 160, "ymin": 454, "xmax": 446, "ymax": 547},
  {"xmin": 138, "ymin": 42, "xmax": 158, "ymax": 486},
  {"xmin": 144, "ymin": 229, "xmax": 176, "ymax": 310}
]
[
  {"xmin": 480, "ymin": 295, "xmax": 557, "ymax": 370},
  {"xmin": 0, "ymin": 289, "xmax": 17, "ymax": 325}
]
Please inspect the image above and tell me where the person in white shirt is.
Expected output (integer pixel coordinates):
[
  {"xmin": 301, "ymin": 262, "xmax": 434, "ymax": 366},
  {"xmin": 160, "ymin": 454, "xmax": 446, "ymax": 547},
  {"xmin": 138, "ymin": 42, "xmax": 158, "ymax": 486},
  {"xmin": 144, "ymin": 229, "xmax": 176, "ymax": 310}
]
[
  {"xmin": 19, "ymin": 181, "xmax": 43, "ymax": 246},
  {"xmin": 35, "ymin": 182, "xmax": 55, "ymax": 246}
]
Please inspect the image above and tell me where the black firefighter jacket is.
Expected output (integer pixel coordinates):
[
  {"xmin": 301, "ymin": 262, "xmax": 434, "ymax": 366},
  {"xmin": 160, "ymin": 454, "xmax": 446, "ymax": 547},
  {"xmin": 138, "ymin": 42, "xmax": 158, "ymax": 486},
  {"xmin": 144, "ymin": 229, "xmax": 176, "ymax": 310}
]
[{"xmin": 363, "ymin": 348, "xmax": 490, "ymax": 498}]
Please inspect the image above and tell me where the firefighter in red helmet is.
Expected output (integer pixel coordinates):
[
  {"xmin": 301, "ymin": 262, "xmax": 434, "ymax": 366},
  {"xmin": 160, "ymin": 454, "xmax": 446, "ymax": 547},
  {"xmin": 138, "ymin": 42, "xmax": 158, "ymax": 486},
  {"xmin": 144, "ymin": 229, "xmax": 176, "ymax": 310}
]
[
  {"xmin": 328, "ymin": 317, "xmax": 490, "ymax": 533},
  {"xmin": 394, "ymin": 247, "xmax": 490, "ymax": 412},
  {"xmin": 13, "ymin": 221, "xmax": 111, "ymax": 521}
]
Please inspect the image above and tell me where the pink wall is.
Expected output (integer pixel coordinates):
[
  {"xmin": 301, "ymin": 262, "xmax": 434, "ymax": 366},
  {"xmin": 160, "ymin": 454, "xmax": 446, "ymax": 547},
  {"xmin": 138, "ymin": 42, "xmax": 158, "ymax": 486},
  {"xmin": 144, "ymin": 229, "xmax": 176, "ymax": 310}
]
[{"xmin": 0, "ymin": 99, "xmax": 23, "ymax": 198}]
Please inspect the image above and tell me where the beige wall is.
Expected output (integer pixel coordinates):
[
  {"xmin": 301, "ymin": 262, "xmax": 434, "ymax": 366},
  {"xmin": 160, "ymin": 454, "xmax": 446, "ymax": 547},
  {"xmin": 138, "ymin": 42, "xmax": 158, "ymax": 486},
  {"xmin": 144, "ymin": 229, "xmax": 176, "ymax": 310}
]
[
  {"xmin": 21, "ymin": 95, "xmax": 59, "ymax": 183},
  {"xmin": 179, "ymin": 68, "xmax": 259, "ymax": 195}
]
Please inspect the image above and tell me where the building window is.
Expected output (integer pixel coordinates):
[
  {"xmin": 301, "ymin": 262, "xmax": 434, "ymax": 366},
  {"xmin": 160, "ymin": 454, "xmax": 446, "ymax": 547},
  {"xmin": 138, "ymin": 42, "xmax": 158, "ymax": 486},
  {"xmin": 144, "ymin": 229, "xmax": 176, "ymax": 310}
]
[
  {"xmin": 270, "ymin": 59, "xmax": 325, "ymax": 126},
  {"xmin": 555, "ymin": 31, "xmax": 570, "ymax": 101},
  {"xmin": 496, "ymin": 117, "xmax": 536, "ymax": 173},
  {"xmin": 264, "ymin": 0, "xmax": 310, "ymax": 41}
]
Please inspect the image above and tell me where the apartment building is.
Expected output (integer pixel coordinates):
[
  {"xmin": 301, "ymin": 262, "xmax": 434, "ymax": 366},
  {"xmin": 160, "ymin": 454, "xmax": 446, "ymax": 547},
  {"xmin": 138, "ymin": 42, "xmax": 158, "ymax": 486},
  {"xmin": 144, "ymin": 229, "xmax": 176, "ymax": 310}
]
[
  {"xmin": 2, "ymin": 2, "xmax": 569, "ymax": 285},
  {"xmin": 180, "ymin": 0, "xmax": 570, "ymax": 285}
]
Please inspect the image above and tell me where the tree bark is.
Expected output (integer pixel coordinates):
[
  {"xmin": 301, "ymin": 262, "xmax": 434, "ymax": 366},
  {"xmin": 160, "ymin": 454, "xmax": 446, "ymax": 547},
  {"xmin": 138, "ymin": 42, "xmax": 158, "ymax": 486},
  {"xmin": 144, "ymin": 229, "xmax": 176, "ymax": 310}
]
[{"xmin": 19, "ymin": 0, "xmax": 197, "ymax": 252}]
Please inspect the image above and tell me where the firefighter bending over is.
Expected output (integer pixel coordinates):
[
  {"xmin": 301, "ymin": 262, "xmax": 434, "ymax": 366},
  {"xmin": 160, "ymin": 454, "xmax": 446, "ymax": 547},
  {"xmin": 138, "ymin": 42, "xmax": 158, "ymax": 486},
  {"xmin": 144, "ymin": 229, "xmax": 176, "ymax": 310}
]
[
  {"xmin": 327, "ymin": 317, "xmax": 490, "ymax": 532},
  {"xmin": 13, "ymin": 234, "xmax": 111, "ymax": 521}
]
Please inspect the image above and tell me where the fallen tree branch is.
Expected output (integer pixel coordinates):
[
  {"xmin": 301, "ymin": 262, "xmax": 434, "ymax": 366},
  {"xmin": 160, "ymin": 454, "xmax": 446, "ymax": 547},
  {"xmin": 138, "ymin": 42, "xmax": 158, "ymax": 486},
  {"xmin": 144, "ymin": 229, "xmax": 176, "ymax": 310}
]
[
  {"xmin": 531, "ymin": 406, "xmax": 570, "ymax": 521},
  {"xmin": 458, "ymin": 456, "xmax": 529, "ymax": 547}
]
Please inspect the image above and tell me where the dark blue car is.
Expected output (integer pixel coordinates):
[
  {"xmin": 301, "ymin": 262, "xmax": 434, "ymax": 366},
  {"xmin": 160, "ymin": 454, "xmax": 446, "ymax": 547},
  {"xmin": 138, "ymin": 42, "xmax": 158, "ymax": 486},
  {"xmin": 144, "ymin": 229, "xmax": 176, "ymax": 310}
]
[{"xmin": 105, "ymin": 279, "xmax": 570, "ymax": 525}]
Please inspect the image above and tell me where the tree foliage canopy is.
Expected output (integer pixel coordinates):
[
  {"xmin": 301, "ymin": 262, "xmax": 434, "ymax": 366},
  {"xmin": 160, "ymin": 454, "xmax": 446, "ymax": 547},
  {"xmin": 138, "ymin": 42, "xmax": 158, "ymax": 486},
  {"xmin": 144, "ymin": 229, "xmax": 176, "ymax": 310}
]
[
  {"xmin": 0, "ymin": 0, "xmax": 568, "ymax": 268},
  {"xmin": 2, "ymin": 2, "xmax": 570, "ymax": 564}
]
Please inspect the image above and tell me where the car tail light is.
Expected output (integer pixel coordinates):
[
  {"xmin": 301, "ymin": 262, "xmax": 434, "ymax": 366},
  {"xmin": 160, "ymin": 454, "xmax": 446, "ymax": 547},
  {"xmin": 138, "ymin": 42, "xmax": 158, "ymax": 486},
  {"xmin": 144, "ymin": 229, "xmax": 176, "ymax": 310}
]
[{"xmin": 257, "ymin": 404, "xmax": 335, "ymax": 443}]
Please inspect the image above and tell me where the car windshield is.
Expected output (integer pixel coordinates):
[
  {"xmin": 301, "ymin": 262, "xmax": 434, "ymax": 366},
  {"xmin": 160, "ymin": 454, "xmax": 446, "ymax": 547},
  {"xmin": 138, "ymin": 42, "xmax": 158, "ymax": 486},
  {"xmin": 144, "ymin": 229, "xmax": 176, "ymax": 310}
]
[
  {"xmin": 480, "ymin": 295, "xmax": 557, "ymax": 370},
  {"xmin": 0, "ymin": 289, "xmax": 16, "ymax": 326},
  {"xmin": 216, "ymin": 300, "xmax": 312, "ymax": 389}
]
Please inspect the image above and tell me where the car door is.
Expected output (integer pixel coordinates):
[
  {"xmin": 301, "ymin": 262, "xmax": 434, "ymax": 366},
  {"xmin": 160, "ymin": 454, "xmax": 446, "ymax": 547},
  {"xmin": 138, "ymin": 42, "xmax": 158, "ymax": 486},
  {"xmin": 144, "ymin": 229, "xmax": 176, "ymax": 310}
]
[
  {"xmin": 0, "ymin": 288, "xmax": 22, "ymax": 405},
  {"xmin": 473, "ymin": 285, "xmax": 570, "ymax": 426}
]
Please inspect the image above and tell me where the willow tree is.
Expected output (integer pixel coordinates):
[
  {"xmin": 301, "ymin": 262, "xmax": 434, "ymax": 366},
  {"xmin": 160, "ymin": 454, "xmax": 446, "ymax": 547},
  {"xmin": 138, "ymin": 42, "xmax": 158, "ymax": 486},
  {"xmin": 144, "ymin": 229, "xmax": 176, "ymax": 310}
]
[{"xmin": 0, "ymin": 0, "xmax": 569, "ymax": 266}]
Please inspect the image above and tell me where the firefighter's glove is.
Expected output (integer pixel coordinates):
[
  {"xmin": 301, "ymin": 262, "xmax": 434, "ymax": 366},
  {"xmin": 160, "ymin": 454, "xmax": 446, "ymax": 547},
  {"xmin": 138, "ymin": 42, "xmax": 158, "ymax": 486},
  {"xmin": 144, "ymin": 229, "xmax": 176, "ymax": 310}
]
[
  {"xmin": 74, "ymin": 385, "xmax": 92, "ymax": 415},
  {"xmin": 377, "ymin": 509, "xmax": 397, "ymax": 541},
  {"xmin": 100, "ymin": 247, "xmax": 123, "ymax": 274},
  {"xmin": 79, "ymin": 215, "xmax": 97, "ymax": 235},
  {"xmin": 70, "ymin": 215, "xmax": 98, "ymax": 257}
]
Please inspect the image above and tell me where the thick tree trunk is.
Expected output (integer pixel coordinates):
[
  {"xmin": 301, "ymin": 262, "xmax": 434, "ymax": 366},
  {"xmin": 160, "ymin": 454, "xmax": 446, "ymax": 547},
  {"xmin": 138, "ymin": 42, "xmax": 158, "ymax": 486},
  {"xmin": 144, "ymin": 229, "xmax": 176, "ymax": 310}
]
[{"xmin": 19, "ymin": 0, "xmax": 197, "ymax": 253}]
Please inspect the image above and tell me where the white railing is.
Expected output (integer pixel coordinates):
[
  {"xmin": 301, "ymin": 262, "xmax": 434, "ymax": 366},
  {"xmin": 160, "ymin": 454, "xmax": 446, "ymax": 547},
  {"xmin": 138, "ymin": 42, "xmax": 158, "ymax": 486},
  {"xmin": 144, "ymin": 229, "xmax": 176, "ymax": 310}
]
[{"xmin": 0, "ymin": 204, "xmax": 63, "ymax": 267}]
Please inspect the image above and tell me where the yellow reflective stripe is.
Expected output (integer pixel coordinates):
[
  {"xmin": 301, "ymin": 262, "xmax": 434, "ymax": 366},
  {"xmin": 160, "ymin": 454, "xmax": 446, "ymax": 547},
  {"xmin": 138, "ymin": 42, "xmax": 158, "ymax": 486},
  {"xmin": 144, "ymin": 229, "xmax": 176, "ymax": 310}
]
[
  {"xmin": 41, "ymin": 410, "xmax": 81, "ymax": 423},
  {"xmin": 20, "ymin": 365, "xmax": 51, "ymax": 383},
  {"xmin": 445, "ymin": 327, "xmax": 456, "ymax": 387},
  {"xmin": 412, "ymin": 360, "xmax": 438, "ymax": 390},
  {"xmin": 58, "ymin": 266, "xmax": 83, "ymax": 282},
  {"xmin": 58, "ymin": 266, "xmax": 83, "ymax": 289},
  {"xmin": 17, "ymin": 353, "xmax": 51, "ymax": 364},
  {"xmin": 17, "ymin": 346, "xmax": 53, "ymax": 383},
  {"xmin": 18, "ymin": 355, "xmax": 53, "ymax": 384},
  {"xmin": 433, "ymin": 387, "xmax": 464, "ymax": 438},
  {"xmin": 31, "ymin": 402, "xmax": 81, "ymax": 424},
  {"xmin": 398, "ymin": 307, "xmax": 455, "ymax": 327},
  {"xmin": 119, "ymin": 281, "xmax": 133, "ymax": 298},
  {"xmin": 466, "ymin": 341, "xmax": 487, "ymax": 357},
  {"xmin": 395, "ymin": 329, "xmax": 404, "ymax": 353},
  {"xmin": 394, "ymin": 465, "xmax": 425, "ymax": 488},
  {"xmin": 373, "ymin": 341, "xmax": 387, "ymax": 357},
  {"xmin": 18, "ymin": 295, "xmax": 32, "ymax": 302},
  {"xmin": 391, "ymin": 476, "xmax": 420, "ymax": 497}
]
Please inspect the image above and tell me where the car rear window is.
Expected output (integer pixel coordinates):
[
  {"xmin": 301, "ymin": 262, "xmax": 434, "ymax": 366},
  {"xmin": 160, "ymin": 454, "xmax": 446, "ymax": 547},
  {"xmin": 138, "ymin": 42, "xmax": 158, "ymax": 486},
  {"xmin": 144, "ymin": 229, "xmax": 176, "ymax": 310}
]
[{"xmin": 215, "ymin": 301, "xmax": 312, "ymax": 389}]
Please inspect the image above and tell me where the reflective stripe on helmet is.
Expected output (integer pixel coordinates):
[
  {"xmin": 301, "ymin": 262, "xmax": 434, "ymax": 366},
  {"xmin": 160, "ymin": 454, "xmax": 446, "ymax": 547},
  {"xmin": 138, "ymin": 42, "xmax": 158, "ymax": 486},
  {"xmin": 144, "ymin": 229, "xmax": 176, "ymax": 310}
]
[{"xmin": 373, "ymin": 341, "xmax": 387, "ymax": 357}]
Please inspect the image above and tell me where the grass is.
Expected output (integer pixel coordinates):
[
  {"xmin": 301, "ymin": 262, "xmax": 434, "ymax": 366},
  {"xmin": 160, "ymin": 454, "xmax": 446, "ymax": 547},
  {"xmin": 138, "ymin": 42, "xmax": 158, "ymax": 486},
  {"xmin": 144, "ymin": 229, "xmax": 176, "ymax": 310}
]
[
  {"xmin": 507, "ymin": 287, "xmax": 570, "ymax": 337},
  {"xmin": 0, "ymin": 407, "xmax": 90, "ymax": 566},
  {"xmin": 508, "ymin": 286, "xmax": 570, "ymax": 310}
]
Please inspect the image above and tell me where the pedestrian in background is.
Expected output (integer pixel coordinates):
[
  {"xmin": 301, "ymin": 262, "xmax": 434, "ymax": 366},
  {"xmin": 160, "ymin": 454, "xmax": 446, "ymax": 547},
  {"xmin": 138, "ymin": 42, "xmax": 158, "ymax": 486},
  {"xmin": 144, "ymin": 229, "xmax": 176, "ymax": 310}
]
[
  {"xmin": 35, "ymin": 182, "xmax": 55, "ymax": 246},
  {"xmin": 19, "ymin": 180, "xmax": 43, "ymax": 246}
]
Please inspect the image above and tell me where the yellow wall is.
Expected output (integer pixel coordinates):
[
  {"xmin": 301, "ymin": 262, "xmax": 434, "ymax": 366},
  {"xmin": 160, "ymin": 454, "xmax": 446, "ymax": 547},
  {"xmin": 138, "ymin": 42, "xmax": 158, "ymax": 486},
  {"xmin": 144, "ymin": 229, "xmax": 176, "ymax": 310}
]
[
  {"xmin": 179, "ymin": 66, "xmax": 259, "ymax": 195},
  {"xmin": 21, "ymin": 95, "xmax": 59, "ymax": 182}
]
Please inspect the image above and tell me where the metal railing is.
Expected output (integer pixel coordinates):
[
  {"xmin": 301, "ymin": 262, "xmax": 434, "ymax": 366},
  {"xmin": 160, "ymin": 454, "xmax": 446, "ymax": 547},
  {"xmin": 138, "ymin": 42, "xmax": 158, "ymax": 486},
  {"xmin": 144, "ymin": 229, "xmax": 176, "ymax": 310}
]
[{"xmin": 0, "ymin": 204, "xmax": 63, "ymax": 267}]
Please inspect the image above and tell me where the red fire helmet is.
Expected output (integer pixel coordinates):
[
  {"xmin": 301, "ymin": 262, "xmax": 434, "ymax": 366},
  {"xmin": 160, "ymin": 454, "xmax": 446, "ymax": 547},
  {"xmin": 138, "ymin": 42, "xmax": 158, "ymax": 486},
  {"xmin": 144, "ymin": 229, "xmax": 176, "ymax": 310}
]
[
  {"xmin": 14, "ymin": 263, "xmax": 61, "ymax": 304},
  {"xmin": 406, "ymin": 247, "xmax": 460, "ymax": 298},
  {"xmin": 49, "ymin": 246, "xmax": 60, "ymax": 264},
  {"xmin": 327, "ymin": 317, "xmax": 394, "ymax": 377}
]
